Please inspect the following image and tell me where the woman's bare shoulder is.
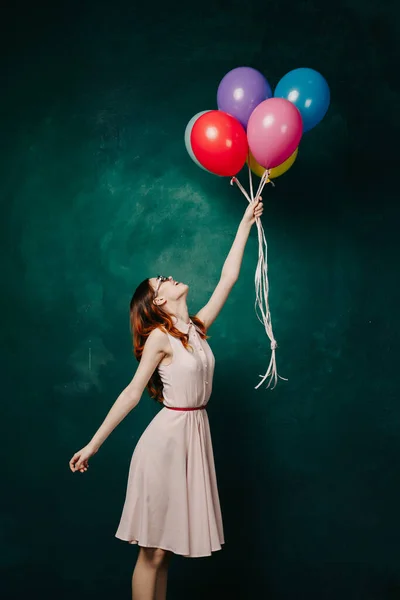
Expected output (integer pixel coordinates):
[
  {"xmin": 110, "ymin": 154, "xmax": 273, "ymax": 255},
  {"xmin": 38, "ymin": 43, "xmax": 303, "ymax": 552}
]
[{"xmin": 147, "ymin": 326, "xmax": 170, "ymax": 352}]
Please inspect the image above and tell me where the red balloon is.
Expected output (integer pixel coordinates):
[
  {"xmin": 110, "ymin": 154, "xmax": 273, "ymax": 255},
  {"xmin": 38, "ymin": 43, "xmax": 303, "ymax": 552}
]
[{"xmin": 191, "ymin": 110, "xmax": 248, "ymax": 177}]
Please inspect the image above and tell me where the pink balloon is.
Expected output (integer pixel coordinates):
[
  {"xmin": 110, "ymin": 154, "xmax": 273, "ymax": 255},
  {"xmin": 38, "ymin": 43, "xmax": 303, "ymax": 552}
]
[{"xmin": 247, "ymin": 98, "xmax": 303, "ymax": 169}]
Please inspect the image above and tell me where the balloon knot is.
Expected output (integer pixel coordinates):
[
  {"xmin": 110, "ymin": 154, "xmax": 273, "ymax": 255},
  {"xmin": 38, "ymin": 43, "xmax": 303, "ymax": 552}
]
[{"xmin": 230, "ymin": 177, "xmax": 237, "ymax": 186}]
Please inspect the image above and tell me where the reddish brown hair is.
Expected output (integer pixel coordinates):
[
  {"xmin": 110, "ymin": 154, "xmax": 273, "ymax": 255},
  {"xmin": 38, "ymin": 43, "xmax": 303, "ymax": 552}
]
[{"xmin": 129, "ymin": 278, "xmax": 209, "ymax": 404}]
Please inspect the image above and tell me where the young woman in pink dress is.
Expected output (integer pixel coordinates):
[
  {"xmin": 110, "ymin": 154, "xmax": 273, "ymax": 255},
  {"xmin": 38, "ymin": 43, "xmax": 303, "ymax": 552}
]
[{"xmin": 69, "ymin": 196, "xmax": 263, "ymax": 600}]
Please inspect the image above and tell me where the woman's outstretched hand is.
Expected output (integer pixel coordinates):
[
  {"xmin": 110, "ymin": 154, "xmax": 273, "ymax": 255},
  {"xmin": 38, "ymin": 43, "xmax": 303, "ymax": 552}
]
[
  {"xmin": 69, "ymin": 444, "xmax": 98, "ymax": 473},
  {"xmin": 242, "ymin": 196, "xmax": 264, "ymax": 227}
]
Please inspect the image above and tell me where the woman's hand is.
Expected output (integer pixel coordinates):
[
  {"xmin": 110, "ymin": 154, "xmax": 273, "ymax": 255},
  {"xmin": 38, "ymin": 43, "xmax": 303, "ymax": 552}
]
[
  {"xmin": 242, "ymin": 196, "xmax": 264, "ymax": 227},
  {"xmin": 69, "ymin": 444, "xmax": 98, "ymax": 474}
]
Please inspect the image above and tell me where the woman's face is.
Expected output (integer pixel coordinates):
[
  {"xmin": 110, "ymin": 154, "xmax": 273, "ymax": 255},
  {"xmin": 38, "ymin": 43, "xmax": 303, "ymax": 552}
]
[{"xmin": 150, "ymin": 276, "xmax": 188, "ymax": 306}]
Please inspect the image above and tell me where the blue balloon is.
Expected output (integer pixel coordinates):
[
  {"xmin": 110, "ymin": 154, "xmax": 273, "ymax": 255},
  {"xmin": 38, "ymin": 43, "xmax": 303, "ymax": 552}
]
[{"xmin": 274, "ymin": 68, "xmax": 330, "ymax": 133}]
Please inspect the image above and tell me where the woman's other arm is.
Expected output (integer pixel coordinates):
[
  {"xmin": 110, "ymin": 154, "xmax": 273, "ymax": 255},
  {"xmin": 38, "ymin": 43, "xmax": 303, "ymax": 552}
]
[{"xmin": 69, "ymin": 328, "xmax": 167, "ymax": 473}]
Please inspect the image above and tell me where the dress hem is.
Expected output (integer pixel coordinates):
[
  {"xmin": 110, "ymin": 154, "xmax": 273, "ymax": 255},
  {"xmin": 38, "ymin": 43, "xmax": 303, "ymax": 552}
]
[{"xmin": 115, "ymin": 534, "xmax": 225, "ymax": 558}]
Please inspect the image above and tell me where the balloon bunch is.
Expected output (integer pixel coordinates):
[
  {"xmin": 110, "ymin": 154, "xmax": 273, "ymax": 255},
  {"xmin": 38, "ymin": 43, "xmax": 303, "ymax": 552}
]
[{"xmin": 185, "ymin": 66, "xmax": 330, "ymax": 389}]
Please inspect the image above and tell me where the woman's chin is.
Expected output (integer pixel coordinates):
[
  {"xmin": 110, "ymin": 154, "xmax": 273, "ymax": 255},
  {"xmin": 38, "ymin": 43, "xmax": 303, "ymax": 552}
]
[{"xmin": 178, "ymin": 284, "xmax": 189, "ymax": 295}]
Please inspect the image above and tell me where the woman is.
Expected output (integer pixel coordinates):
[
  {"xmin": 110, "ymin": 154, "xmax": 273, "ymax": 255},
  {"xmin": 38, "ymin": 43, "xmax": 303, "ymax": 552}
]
[{"xmin": 69, "ymin": 196, "xmax": 263, "ymax": 600}]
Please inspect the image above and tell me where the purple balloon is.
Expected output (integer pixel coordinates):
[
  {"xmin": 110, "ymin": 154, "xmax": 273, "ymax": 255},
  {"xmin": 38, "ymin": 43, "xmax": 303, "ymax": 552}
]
[{"xmin": 217, "ymin": 66, "xmax": 272, "ymax": 129}]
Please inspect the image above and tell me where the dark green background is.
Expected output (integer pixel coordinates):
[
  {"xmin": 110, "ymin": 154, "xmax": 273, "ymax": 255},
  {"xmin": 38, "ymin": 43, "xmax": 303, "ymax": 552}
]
[{"xmin": 2, "ymin": 0, "xmax": 399, "ymax": 598}]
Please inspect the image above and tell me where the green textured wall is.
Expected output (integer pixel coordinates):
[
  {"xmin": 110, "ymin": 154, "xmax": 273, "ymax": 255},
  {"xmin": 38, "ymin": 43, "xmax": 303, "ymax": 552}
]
[{"xmin": 2, "ymin": 1, "xmax": 399, "ymax": 598}]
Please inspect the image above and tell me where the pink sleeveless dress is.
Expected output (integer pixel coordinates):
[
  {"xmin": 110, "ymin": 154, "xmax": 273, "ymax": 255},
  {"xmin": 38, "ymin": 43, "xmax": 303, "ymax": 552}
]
[{"xmin": 114, "ymin": 317, "xmax": 225, "ymax": 558}]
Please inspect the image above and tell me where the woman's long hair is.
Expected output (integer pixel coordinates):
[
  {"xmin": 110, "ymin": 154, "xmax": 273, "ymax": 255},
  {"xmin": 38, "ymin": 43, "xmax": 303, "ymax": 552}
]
[{"xmin": 129, "ymin": 278, "xmax": 209, "ymax": 404}]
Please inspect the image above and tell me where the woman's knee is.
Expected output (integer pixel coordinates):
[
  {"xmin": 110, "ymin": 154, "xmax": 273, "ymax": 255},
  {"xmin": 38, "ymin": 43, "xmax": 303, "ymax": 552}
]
[{"xmin": 140, "ymin": 546, "xmax": 171, "ymax": 569}]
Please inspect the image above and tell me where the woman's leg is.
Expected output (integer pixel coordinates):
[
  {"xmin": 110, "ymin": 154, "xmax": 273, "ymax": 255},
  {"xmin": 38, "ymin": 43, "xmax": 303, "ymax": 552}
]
[
  {"xmin": 132, "ymin": 547, "xmax": 170, "ymax": 600},
  {"xmin": 154, "ymin": 550, "xmax": 173, "ymax": 600}
]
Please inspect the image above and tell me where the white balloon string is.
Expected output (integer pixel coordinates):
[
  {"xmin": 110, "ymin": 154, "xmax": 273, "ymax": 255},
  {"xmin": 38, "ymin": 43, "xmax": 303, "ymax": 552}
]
[
  {"xmin": 254, "ymin": 216, "xmax": 288, "ymax": 389},
  {"xmin": 247, "ymin": 167, "xmax": 287, "ymax": 390},
  {"xmin": 230, "ymin": 176, "xmax": 252, "ymax": 204},
  {"xmin": 255, "ymin": 169, "xmax": 269, "ymax": 200},
  {"xmin": 247, "ymin": 153, "xmax": 254, "ymax": 201}
]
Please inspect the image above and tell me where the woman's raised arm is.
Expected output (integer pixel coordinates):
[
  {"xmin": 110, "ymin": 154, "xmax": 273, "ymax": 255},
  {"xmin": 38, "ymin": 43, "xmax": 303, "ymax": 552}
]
[{"xmin": 195, "ymin": 196, "xmax": 263, "ymax": 330}]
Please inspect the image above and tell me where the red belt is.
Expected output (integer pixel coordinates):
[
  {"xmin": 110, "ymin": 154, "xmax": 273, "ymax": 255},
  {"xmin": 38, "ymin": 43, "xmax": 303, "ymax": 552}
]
[{"xmin": 163, "ymin": 404, "xmax": 207, "ymax": 411}]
